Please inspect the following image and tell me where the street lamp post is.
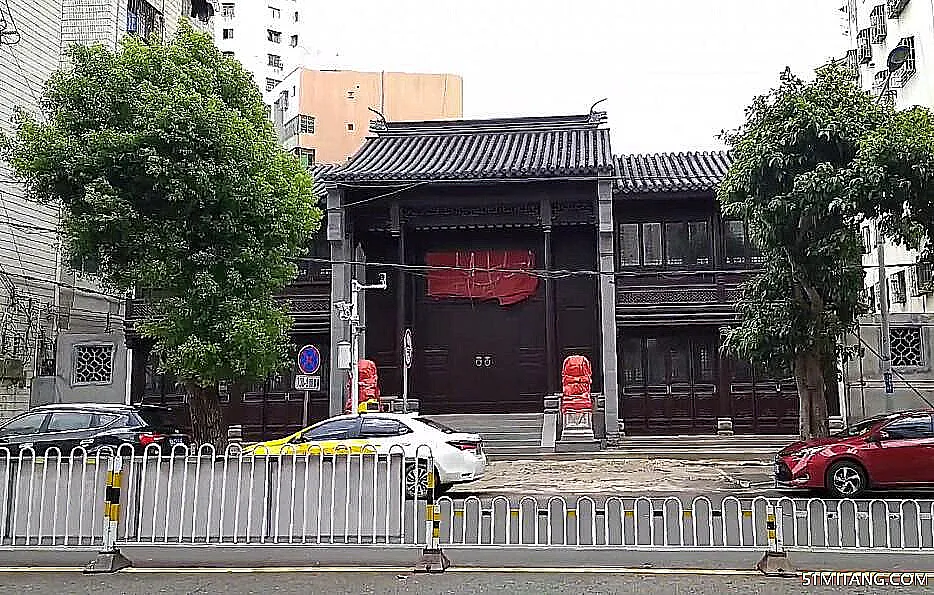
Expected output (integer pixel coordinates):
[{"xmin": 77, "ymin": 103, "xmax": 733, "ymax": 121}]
[
  {"xmin": 335, "ymin": 273, "xmax": 388, "ymax": 414},
  {"xmin": 873, "ymin": 45, "xmax": 911, "ymax": 411}
]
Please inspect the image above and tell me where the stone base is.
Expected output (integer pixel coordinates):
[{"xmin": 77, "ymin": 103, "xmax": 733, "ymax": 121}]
[
  {"xmin": 717, "ymin": 417, "xmax": 734, "ymax": 437},
  {"xmin": 84, "ymin": 550, "xmax": 132, "ymax": 574},
  {"xmin": 414, "ymin": 548, "xmax": 450, "ymax": 573},
  {"xmin": 555, "ymin": 438, "xmax": 602, "ymax": 453},
  {"xmin": 756, "ymin": 551, "xmax": 796, "ymax": 577}
]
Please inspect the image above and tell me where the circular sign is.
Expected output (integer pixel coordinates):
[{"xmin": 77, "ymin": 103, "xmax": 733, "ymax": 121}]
[
  {"xmin": 403, "ymin": 329, "xmax": 414, "ymax": 369},
  {"xmin": 297, "ymin": 344, "xmax": 321, "ymax": 375}
]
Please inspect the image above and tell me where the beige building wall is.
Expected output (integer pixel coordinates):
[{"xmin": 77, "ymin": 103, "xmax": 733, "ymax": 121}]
[{"xmin": 284, "ymin": 69, "xmax": 463, "ymax": 164}]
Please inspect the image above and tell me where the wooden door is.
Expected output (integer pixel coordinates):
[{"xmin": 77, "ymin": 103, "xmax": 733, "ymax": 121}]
[
  {"xmin": 618, "ymin": 330, "xmax": 718, "ymax": 435},
  {"xmin": 729, "ymin": 361, "xmax": 798, "ymax": 434}
]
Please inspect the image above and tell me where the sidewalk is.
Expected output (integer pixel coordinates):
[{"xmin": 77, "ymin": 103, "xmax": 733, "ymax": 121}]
[{"xmin": 460, "ymin": 458, "xmax": 775, "ymax": 496}]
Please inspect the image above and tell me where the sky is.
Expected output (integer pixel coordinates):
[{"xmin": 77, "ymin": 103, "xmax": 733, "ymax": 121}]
[{"xmin": 299, "ymin": 0, "xmax": 847, "ymax": 153}]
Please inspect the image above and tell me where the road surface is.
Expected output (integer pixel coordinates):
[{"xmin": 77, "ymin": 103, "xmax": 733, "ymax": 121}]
[{"xmin": 4, "ymin": 570, "xmax": 930, "ymax": 595}]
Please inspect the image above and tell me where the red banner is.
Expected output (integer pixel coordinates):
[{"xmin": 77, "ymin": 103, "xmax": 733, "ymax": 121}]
[{"xmin": 426, "ymin": 250, "xmax": 539, "ymax": 306}]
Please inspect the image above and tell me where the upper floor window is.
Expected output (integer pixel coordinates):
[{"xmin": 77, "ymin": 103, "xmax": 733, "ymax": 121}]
[
  {"xmin": 293, "ymin": 147, "xmax": 315, "ymax": 168},
  {"xmin": 290, "ymin": 34, "xmax": 299, "ymax": 47},
  {"xmin": 299, "ymin": 114, "xmax": 315, "ymax": 134},
  {"xmin": 618, "ymin": 221, "xmax": 711, "ymax": 268},
  {"xmin": 265, "ymin": 77, "xmax": 281, "ymax": 92},
  {"xmin": 293, "ymin": 10, "xmax": 299, "ymax": 22},
  {"xmin": 870, "ymin": 5, "xmax": 887, "ymax": 44},
  {"xmin": 267, "ymin": 53, "xmax": 282, "ymax": 68},
  {"xmin": 269, "ymin": 6, "xmax": 281, "ymax": 18},
  {"xmin": 222, "ymin": 28, "xmax": 233, "ymax": 39},
  {"xmin": 221, "ymin": 2, "xmax": 234, "ymax": 17},
  {"xmin": 723, "ymin": 220, "xmax": 764, "ymax": 266},
  {"xmin": 267, "ymin": 29, "xmax": 281, "ymax": 43}
]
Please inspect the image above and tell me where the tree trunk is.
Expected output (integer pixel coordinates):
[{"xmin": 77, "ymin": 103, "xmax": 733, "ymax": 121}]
[
  {"xmin": 794, "ymin": 354, "xmax": 813, "ymax": 440},
  {"xmin": 806, "ymin": 354, "xmax": 829, "ymax": 438},
  {"xmin": 187, "ymin": 384, "xmax": 227, "ymax": 450},
  {"xmin": 794, "ymin": 352, "xmax": 830, "ymax": 440}
]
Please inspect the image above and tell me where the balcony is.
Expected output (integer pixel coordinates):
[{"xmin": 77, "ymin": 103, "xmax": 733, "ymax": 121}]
[{"xmin": 615, "ymin": 272, "xmax": 748, "ymax": 326}]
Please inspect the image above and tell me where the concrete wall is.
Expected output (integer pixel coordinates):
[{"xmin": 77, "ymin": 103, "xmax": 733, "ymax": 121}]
[
  {"xmin": 31, "ymin": 332, "xmax": 127, "ymax": 407},
  {"xmin": 841, "ymin": 313, "xmax": 934, "ymax": 422}
]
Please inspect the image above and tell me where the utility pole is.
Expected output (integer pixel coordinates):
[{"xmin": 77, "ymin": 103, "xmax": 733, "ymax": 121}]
[
  {"xmin": 876, "ymin": 230, "xmax": 894, "ymax": 411},
  {"xmin": 335, "ymin": 273, "xmax": 388, "ymax": 414}
]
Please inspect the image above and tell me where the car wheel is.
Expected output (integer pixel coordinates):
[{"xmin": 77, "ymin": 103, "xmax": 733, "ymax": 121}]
[
  {"xmin": 404, "ymin": 463, "xmax": 439, "ymax": 500},
  {"xmin": 826, "ymin": 460, "xmax": 868, "ymax": 499}
]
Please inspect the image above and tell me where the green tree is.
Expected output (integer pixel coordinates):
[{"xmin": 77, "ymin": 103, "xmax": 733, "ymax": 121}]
[
  {"xmin": 853, "ymin": 106, "xmax": 934, "ymax": 263},
  {"xmin": 1, "ymin": 21, "xmax": 320, "ymax": 447},
  {"xmin": 718, "ymin": 65, "xmax": 885, "ymax": 439}
]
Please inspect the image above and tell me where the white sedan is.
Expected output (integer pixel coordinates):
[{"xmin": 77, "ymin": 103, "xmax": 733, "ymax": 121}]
[{"xmin": 244, "ymin": 413, "xmax": 487, "ymax": 498}]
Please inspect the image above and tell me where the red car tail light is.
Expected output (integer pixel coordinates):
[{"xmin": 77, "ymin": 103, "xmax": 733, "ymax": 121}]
[
  {"xmin": 448, "ymin": 440, "xmax": 480, "ymax": 452},
  {"xmin": 139, "ymin": 432, "xmax": 165, "ymax": 447}
]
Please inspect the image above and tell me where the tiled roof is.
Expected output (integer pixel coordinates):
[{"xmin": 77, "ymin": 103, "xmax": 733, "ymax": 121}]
[
  {"xmin": 327, "ymin": 113, "xmax": 613, "ymax": 183},
  {"xmin": 615, "ymin": 151, "xmax": 732, "ymax": 195},
  {"xmin": 309, "ymin": 163, "xmax": 337, "ymax": 201}
]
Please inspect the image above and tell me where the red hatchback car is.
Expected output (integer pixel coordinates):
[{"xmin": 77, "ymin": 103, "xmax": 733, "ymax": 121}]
[{"xmin": 775, "ymin": 409, "xmax": 934, "ymax": 498}]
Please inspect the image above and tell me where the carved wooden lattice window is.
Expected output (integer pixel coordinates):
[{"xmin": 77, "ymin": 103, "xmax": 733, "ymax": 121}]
[
  {"xmin": 71, "ymin": 344, "xmax": 115, "ymax": 385},
  {"xmin": 890, "ymin": 326, "xmax": 924, "ymax": 367}
]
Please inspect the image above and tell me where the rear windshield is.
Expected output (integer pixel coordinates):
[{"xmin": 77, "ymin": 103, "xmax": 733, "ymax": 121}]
[
  {"xmin": 415, "ymin": 417, "xmax": 457, "ymax": 434},
  {"xmin": 135, "ymin": 407, "xmax": 182, "ymax": 431}
]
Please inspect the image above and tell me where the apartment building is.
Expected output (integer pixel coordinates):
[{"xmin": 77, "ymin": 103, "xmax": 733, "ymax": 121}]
[
  {"xmin": 0, "ymin": 0, "xmax": 190, "ymax": 421},
  {"xmin": 271, "ymin": 68, "xmax": 464, "ymax": 165},
  {"xmin": 214, "ymin": 0, "xmax": 303, "ymax": 102},
  {"xmin": 839, "ymin": 0, "xmax": 934, "ymax": 420}
]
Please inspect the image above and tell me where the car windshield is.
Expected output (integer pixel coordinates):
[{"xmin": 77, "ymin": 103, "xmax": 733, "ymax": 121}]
[
  {"xmin": 415, "ymin": 417, "xmax": 457, "ymax": 434},
  {"xmin": 833, "ymin": 415, "xmax": 890, "ymax": 438}
]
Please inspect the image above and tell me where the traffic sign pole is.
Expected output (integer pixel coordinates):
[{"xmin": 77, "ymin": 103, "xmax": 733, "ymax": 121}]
[{"xmin": 402, "ymin": 329, "xmax": 413, "ymax": 414}]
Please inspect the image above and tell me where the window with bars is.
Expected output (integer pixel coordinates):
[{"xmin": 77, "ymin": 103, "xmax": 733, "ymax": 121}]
[
  {"xmin": 617, "ymin": 221, "xmax": 712, "ymax": 268},
  {"xmin": 870, "ymin": 5, "xmax": 887, "ymax": 43},
  {"xmin": 221, "ymin": 2, "xmax": 234, "ymax": 17},
  {"xmin": 873, "ymin": 69, "xmax": 889, "ymax": 92},
  {"xmin": 268, "ymin": 54, "xmax": 283, "ymax": 68},
  {"xmin": 857, "ymin": 29, "xmax": 873, "ymax": 64},
  {"xmin": 222, "ymin": 28, "xmax": 233, "ymax": 39},
  {"xmin": 890, "ymin": 326, "xmax": 924, "ymax": 367},
  {"xmin": 894, "ymin": 37, "xmax": 916, "ymax": 86},
  {"xmin": 269, "ymin": 5, "xmax": 281, "ymax": 18},
  {"xmin": 267, "ymin": 29, "xmax": 281, "ymax": 43},
  {"xmin": 844, "ymin": 49, "xmax": 860, "ymax": 81},
  {"xmin": 299, "ymin": 114, "xmax": 315, "ymax": 133},
  {"xmin": 71, "ymin": 344, "xmax": 115, "ymax": 386},
  {"xmin": 265, "ymin": 77, "xmax": 281, "ymax": 92},
  {"xmin": 910, "ymin": 261, "xmax": 933, "ymax": 296},
  {"xmin": 290, "ymin": 34, "xmax": 299, "ymax": 47},
  {"xmin": 862, "ymin": 226, "xmax": 872, "ymax": 254},
  {"xmin": 891, "ymin": 270, "xmax": 907, "ymax": 303}
]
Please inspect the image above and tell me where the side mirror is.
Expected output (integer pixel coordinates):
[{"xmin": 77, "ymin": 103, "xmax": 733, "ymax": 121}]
[{"xmin": 869, "ymin": 431, "xmax": 889, "ymax": 443}]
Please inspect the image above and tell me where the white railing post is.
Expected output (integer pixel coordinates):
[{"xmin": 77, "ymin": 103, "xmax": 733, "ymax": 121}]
[
  {"xmin": 756, "ymin": 501, "xmax": 794, "ymax": 576},
  {"xmin": 414, "ymin": 451, "xmax": 448, "ymax": 572},
  {"xmin": 84, "ymin": 453, "xmax": 132, "ymax": 573}
]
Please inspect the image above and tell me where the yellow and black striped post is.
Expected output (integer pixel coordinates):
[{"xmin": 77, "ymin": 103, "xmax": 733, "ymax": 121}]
[
  {"xmin": 84, "ymin": 454, "xmax": 132, "ymax": 574},
  {"xmin": 414, "ymin": 457, "xmax": 449, "ymax": 573},
  {"xmin": 756, "ymin": 502, "xmax": 794, "ymax": 576}
]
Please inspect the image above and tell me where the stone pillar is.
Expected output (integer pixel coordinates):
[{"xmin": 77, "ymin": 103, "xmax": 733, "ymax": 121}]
[
  {"xmin": 327, "ymin": 185, "xmax": 350, "ymax": 416},
  {"xmin": 597, "ymin": 180, "xmax": 619, "ymax": 440},
  {"xmin": 717, "ymin": 325, "xmax": 733, "ymax": 436}
]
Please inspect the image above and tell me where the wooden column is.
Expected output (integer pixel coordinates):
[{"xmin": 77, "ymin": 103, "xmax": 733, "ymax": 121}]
[
  {"xmin": 542, "ymin": 199, "xmax": 557, "ymax": 395},
  {"xmin": 391, "ymin": 203, "xmax": 406, "ymax": 397},
  {"xmin": 717, "ymin": 325, "xmax": 734, "ymax": 435}
]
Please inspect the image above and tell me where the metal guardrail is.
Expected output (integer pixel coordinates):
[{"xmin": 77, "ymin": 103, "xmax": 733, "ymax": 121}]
[
  {"xmin": 4, "ymin": 444, "xmax": 934, "ymax": 573},
  {"xmin": 0, "ymin": 444, "xmax": 434, "ymax": 549}
]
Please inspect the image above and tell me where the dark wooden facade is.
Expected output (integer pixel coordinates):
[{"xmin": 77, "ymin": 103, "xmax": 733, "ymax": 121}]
[
  {"xmin": 349, "ymin": 185, "xmax": 601, "ymax": 415},
  {"xmin": 124, "ymin": 118, "xmax": 837, "ymax": 441}
]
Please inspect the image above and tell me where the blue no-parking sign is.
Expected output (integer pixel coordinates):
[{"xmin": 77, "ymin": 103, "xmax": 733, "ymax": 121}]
[{"xmin": 297, "ymin": 344, "xmax": 321, "ymax": 375}]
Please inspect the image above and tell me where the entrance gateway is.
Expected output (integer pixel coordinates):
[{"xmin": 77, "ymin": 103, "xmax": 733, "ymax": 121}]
[{"xmin": 412, "ymin": 235, "xmax": 548, "ymax": 415}]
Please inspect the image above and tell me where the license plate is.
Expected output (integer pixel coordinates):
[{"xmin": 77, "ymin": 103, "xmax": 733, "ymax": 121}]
[{"xmin": 169, "ymin": 437, "xmax": 184, "ymax": 446}]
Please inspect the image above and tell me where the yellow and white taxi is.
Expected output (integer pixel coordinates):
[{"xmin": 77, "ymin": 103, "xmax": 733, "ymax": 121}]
[{"xmin": 241, "ymin": 413, "xmax": 487, "ymax": 496}]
